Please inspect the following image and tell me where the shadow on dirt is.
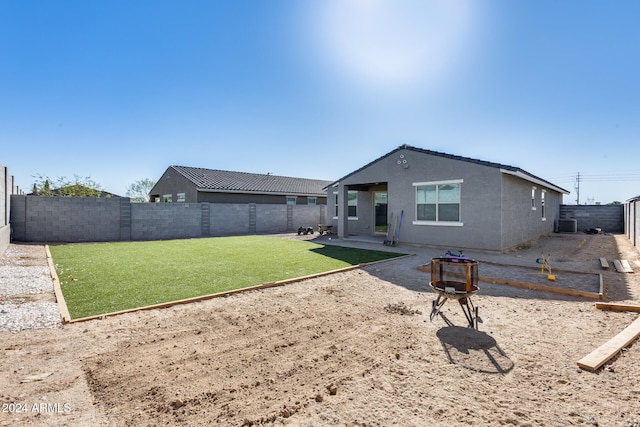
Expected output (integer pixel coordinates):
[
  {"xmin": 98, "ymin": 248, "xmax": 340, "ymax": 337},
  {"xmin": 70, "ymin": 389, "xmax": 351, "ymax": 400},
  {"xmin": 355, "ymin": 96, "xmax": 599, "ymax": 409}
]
[{"xmin": 436, "ymin": 323, "xmax": 515, "ymax": 374}]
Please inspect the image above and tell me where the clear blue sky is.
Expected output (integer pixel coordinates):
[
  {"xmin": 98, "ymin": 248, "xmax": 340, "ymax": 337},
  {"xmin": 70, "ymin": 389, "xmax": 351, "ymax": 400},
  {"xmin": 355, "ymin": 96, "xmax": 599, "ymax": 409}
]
[{"xmin": 1, "ymin": 1, "xmax": 638, "ymax": 204}]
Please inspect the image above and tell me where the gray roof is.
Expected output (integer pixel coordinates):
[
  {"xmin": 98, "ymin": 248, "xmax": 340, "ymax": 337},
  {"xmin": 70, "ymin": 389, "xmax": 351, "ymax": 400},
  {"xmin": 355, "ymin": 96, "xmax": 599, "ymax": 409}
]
[
  {"xmin": 171, "ymin": 166, "xmax": 331, "ymax": 196},
  {"xmin": 326, "ymin": 144, "xmax": 570, "ymax": 194}
]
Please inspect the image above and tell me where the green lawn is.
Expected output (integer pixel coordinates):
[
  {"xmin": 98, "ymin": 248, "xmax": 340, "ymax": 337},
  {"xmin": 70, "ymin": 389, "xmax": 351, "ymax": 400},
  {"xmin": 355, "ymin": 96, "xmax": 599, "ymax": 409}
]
[{"xmin": 50, "ymin": 236, "xmax": 403, "ymax": 319}]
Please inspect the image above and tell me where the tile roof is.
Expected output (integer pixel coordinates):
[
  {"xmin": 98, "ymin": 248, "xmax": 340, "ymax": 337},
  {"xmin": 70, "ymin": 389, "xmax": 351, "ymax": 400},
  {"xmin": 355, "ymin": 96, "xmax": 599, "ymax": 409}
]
[
  {"xmin": 171, "ymin": 166, "xmax": 331, "ymax": 196},
  {"xmin": 325, "ymin": 144, "xmax": 570, "ymax": 194}
]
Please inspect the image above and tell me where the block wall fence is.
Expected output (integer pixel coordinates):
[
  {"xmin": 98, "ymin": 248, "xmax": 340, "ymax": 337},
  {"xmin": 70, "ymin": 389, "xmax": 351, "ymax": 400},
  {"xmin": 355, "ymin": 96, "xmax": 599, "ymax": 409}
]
[
  {"xmin": 6, "ymin": 195, "xmax": 631, "ymax": 246},
  {"xmin": 1, "ymin": 164, "xmax": 23, "ymax": 254},
  {"xmin": 559, "ymin": 204, "xmax": 624, "ymax": 233},
  {"xmin": 9, "ymin": 195, "xmax": 328, "ymax": 243},
  {"xmin": 626, "ymin": 200, "xmax": 640, "ymax": 249}
]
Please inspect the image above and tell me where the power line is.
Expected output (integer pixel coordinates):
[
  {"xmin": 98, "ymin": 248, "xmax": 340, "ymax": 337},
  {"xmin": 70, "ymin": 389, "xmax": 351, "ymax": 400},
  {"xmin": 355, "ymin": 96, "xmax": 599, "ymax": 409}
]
[
  {"xmin": 554, "ymin": 171, "xmax": 640, "ymax": 204},
  {"xmin": 549, "ymin": 173, "xmax": 640, "ymax": 183}
]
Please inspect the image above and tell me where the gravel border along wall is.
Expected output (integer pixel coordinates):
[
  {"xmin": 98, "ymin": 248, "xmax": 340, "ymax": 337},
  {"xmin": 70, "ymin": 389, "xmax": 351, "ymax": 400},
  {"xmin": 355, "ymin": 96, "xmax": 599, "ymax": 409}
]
[{"xmin": 0, "ymin": 244, "xmax": 63, "ymax": 332}]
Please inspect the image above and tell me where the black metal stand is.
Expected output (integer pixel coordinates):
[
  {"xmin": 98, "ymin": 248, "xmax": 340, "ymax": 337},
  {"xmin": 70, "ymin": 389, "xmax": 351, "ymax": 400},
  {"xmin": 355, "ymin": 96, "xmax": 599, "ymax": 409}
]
[{"xmin": 430, "ymin": 294, "xmax": 478, "ymax": 329}]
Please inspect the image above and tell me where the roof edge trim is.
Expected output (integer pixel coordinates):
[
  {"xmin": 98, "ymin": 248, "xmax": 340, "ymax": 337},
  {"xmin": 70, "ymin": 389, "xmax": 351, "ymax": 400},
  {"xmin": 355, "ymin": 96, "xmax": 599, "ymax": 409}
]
[{"xmin": 500, "ymin": 169, "xmax": 570, "ymax": 194}]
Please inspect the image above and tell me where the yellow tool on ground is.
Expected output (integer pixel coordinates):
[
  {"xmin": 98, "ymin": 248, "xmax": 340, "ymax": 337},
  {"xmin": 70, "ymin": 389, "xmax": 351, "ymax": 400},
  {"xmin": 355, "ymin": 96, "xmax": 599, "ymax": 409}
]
[{"xmin": 536, "ymin": 253, "xmax": 556, "ymax": 281}]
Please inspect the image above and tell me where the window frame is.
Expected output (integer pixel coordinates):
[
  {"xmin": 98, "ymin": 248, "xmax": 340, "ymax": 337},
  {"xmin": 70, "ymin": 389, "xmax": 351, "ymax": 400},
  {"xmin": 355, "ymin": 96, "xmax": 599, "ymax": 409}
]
[
  {"xmin": 531, "ymin": 187, "xmax": 537, "ymax": 210},
  {"xmin": 347, "ymin": 190, "xmax": 358, "ymax": 219},
  {"xmin": 412, "ymin": 179, "xmax": 463, "ymax": 227},
  {"xmin": 286, "ymin": 196, "xmax": 297, "ymax": 205},
  {"xmin": 541, "ymin": 190, "xmax": 546, "ymax": 221}
]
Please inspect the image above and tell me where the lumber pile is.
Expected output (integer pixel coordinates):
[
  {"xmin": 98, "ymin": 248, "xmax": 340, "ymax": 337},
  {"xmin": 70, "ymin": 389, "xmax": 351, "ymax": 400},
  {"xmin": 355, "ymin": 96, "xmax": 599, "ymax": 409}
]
[{"xmin": 600, "ymin": 258, "xmax": 635, "ymax": 273}]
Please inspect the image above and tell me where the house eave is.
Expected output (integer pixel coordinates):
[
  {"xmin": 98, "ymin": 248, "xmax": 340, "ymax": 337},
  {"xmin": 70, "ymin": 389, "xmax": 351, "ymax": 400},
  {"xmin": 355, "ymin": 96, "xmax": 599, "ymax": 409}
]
[{"xmin": 500, "ymin": 169, "xmax": 569, "ymax": 194}]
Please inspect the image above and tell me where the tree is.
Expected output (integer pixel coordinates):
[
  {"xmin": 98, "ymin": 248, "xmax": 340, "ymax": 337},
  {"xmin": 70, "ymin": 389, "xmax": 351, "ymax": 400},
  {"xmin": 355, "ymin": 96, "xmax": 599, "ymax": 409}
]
[
  {"xmin": 31, "ymin": 174, "xmax": 103, "ymax": 197},
  {"xmin": 41, "ymin": 179, "xmax": 53, "ymax": 196},
  {"xmin": 126, "ymin": 178, "xmax": 156, "ymax": 202}
]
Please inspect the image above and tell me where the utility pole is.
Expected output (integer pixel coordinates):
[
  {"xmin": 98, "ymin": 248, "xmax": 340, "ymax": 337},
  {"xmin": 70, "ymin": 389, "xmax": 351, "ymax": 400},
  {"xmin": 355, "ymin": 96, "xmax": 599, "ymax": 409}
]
[{"xmin": 574, "ymin": 172, "xmax": 580, "ymax": 205}]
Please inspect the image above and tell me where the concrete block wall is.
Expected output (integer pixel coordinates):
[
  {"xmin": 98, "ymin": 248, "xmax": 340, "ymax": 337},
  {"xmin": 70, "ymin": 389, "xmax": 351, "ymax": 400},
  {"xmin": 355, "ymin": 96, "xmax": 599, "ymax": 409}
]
[
  {"xmin": 209, "ymin": 203, "xmax": 251, "ymax": 236},
  {"xmin": 625, "ymin": 201, "xmax": 639, "ymax": 248},
  {"xmin": 1, "ymin": 164, "xmax": 8, "ymax": 228},
  {"xmin": 255, "ymin": 205, "xmax": 288, "ymax": 234},
  {"xmin": 0, "ymin": 224, "xmax": 9, "ymax": 255},
  {"xmin": 1, "ymin": 163, "xmax": 15, "ymax": 254},
  {"xmin": 131, "ymin": 203, "xmax": 203, "ymax": 240},
  {"xmin": 11, "ymin": 196, "xmax": 122, "ymax": 242},
  {"xmin": 0, "ymin": 164, "xmax": 11, "ymax": 254},
  {"xmin": 10, "ymin": 196, "xmax": 328, "ymax": 243},
  {"xmin": 292, "ymin": 205, "xmax": 327, "ymax": 230},
  {"xmin": 559, "ymin": 204, "xmax": 624, "ymax": 233}
]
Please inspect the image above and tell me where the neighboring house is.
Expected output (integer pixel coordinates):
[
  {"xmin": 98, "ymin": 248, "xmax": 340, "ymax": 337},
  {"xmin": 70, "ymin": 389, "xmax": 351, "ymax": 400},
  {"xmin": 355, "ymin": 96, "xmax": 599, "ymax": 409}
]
[
  {"xmin": 325, "ymin": 145, "xmax": 570, "ymax": 252},
  {"xmin": 150, "ymin": 166, "xmax": 331, "ymax": 205}
]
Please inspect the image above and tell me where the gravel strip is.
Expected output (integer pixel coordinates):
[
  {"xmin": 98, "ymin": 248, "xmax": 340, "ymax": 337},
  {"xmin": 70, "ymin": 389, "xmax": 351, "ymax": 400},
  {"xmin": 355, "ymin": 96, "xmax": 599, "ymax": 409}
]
[
  {"xmin": 0, "ymin": 266, "xmax": 55, "ymax": 296},
  {"xmin": 0, "ymin": 301, "xmax": 62, "ymax": 332},
  {"xmin": 0, "ymin": 244, "xmax": 63, "ymax": 332}
]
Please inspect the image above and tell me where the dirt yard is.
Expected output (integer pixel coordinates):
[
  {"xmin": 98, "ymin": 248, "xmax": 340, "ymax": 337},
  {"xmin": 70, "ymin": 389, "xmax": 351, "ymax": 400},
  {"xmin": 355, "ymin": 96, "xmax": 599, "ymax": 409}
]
[{"xmin": 1, "ymin": 233, "xmax": 640, "ymax": 426}]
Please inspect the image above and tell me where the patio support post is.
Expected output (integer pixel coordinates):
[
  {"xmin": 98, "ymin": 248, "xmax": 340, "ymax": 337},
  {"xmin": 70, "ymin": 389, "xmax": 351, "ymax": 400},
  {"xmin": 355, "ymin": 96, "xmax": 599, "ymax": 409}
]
[{"xmin": 337, "ymin": 185, "xmax": 348, "ymax": 239}]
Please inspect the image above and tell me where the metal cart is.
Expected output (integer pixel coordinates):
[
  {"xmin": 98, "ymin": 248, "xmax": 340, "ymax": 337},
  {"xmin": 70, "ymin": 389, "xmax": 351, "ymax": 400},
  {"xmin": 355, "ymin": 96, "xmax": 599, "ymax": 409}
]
[
  {"xmin": 317, "ymin": 224, "xmax": 334, "ymax": 235},
  {"xmin": 429, "ymin": 257, "xmax": 480, "ymax": 328}
]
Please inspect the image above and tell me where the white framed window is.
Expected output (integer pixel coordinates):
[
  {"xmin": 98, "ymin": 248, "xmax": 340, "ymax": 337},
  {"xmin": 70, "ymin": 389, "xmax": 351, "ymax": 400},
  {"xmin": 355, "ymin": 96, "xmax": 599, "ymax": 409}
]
[
  {"xmin": 531, "ymin": 187, "xmax": 537, "ymax": 210},
  {"xmin": 348, "ymin": 190, "xmax": 358, "ymax": 218},
  {"xmin": 307, "ymin": 197, "xmax": 316, "ymax": 205},
  {"xmin": 413, "ymin": 180, "xmax": 463, "ymax": 226},
  {"xmin": 333, "ymin": 192, "xmax": 338, "ymax": 218},
  {"xmin": 177, "ymin": 193, "xmax": 186, "ymax": 202},
  {"xmin": 162, "ymin": 194, "xmax": 172, "ymax": 203},
  {"xmin": 541, "ymin": 190, "xmax": 546, "ymax": 221},
  {"xmin": 286, "ymin": 196, "xmax": 297, "ymax": 205}
]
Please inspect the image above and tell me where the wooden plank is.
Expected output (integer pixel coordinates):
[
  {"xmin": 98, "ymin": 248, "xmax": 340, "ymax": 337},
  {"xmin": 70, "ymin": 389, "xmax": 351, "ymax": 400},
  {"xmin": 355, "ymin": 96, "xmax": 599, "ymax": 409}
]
[
  {"xmin": 418, "ymin": 264, "xmax": 603, "ymax": 300},
  {"xmin": 599, "ymin": 258, "xmax": 609, "ymax": 269},
  {"xmin": 474, "ymin": 260, "xmax": 603, "ymax": 299},
  {"xmin": 613, "ymin": 260, "xmax": 623, "ymax": 272},
  {"xmin": 67, "ymin": 264, "xmax": 361, "ymax": 323},
  {"xmin": 595, "ymin": 302, "xmax": 640, "ymax": 313},
  {"xmin": 613, "ymin": 260, "xmax": 633, "ymax": 273},
  {"xmin": 45, "ymin": 245, "xmax": 72, "ymax": 324},
  {"xmin": 577, "ymin": 316, "xmax": 640, "ymax": 371},
  {"xmin": 481, "ymin": 275, "xmax": 602, "ymax": 300},
  {"xmin": 68, "ymin": 254, "xmax": 415, "ymax": 323},
  {"xmin": 480, "ymin": 260, "xmax": 600, "ymax": 276}
]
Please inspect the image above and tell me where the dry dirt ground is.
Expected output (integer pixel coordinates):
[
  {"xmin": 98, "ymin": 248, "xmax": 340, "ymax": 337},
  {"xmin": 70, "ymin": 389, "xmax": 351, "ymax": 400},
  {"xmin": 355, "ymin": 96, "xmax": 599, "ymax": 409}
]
[{"xmin": 1, "ymin": 232, "xmax": 640, "ymax": 427}]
